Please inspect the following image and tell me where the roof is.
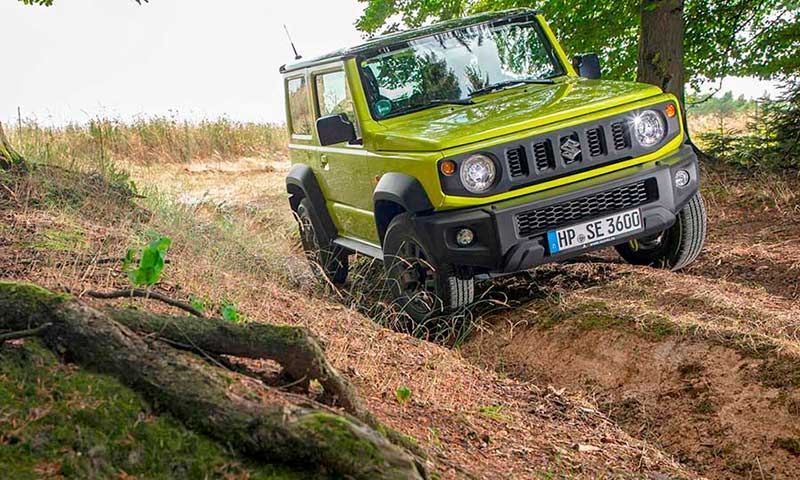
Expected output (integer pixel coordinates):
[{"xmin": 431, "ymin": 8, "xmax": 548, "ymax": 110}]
[{"xmin": 279, "ymin": 8, "xmax": 540, "ymax": 74}]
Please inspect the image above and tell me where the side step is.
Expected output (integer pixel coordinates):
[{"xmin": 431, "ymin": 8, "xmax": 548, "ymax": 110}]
[{"xmin": 333, "ymin": 237, "xmax": 383, "ymax": 259}]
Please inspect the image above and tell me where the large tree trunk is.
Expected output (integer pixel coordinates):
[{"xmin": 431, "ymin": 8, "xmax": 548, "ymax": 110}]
[
  {"xmin": 638, "ymin": 0, "xmax": 685, "ymax": 106},
  {"xmin": 0, "ymin": 282, "xmax": 426, "ymax": 480}
]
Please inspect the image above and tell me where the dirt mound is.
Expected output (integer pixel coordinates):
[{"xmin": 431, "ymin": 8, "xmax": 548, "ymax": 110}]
[{"xmin": 464, "ymin": 299, "xmax": 800, "ymax": 478}]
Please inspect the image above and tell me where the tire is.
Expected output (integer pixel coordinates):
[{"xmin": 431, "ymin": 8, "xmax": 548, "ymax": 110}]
[
  {"xmin": 382, "ymin": 213, "xmax": 474, "ymax": 323},
  {"xmin": 296, "ymin": 198, "xmax": 349, "ymax": 285},
  {"xmin": 615, "ymin": 192, "xmax": 707, "ymax": 271}
]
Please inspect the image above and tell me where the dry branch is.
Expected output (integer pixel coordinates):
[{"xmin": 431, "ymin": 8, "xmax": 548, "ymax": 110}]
[
  {"xmin": 0, "ymin": 282, "xmax": 426, "ymax": 479},
  {"xmin": 86, "ymin": 288, "xmax": 205, "ymax": 317}
]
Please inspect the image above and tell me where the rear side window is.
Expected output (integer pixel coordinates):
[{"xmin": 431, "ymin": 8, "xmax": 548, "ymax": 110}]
[
  {"xmin": 315, "ymin": 70, "xmax": 360, "ymax": 137},
  {"xmin": 287, "ymin": 77, "xmax": 312, "ymax": 135}
]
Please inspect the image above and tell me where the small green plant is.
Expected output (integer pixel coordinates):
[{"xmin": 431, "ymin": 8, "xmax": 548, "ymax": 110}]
[
  {"xmin": 394, "ymin": 386, "xmax": 412, "ymax": 405},
  {"xmin": 189, "ymin": 295, "xmax": 207, "ymax": 315},
  {"xmin": 220, "ymin": 300, "xmax": 242, "ymax": 323},
  {"xmin": 125, "ymin": 236, "xmax": 172, "ymax": 288},
  {"xmin": 479, "ymin": 404, "xmax": 508, "ymax": 421}
]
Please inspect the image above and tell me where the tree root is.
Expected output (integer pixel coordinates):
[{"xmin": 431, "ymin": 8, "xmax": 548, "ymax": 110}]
[{"xmin": 0, "ymin": 282, "xmax": 427, "ymax": 479}]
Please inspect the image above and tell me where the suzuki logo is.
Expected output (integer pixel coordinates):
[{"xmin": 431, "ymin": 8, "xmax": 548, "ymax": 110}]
[{"xmin": 560, "ymin": 137, "xmax": 582, "ymax": 162}]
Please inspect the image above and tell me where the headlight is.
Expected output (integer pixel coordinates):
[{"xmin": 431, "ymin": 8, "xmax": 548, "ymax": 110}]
[
  {"xmin": 460, "ymin": 154, "xmax": 496, "ymax": 193},
  {"xmin": 632, "ymin": 110, "xmax": 666, "ymax": 147}
]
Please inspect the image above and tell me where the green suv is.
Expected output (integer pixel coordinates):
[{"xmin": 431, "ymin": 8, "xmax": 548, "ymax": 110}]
[{"xmin": 281, "ymin": 9, "xmax": 706, "ymax": 320}]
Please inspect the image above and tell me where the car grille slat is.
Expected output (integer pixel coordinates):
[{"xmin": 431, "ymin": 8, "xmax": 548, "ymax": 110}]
[
  {"xmin": 586, "ymin": 127, "xmax": 606, "ymax": 157},
  {"xmin": 515, "ymin": 179, "xmax": 656, "ymax": 238},
  {"xmin": 532, "ymin": 140, "xmax": 554, "ymax": 172},
  {"xmin": 611, "ymin": 122, "xmax": 631, "ymax": 150},
  {"xmin": 505, "ymin": 147, "xmax": 529, "ymax": 178}
]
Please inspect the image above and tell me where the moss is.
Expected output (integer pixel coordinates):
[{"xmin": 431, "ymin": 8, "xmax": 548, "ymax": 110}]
[
  {"xmin": 30, "ymin": 226, "xmax": 87, "ymax": 253},
  {"xmin": 758, "ymin": 357, "xmax": 800, "ymax": 389},
  {"xmin": 0, "ymin": 282, "xmax": 69, "ymax": 329},
  {"xmin": 295, "ymin": 412, "xmax": 383, "ymax": 466},
  {"xmin": 694, "ymin": 397, "xmax": 717, "ymax": 415},
  {"xmin": 773, "ymin": 437, "xmax": 800, "ymax": 456},
  {"xmin": 0, "ymin": 340, "xmax": 311, "ymax": 479}
]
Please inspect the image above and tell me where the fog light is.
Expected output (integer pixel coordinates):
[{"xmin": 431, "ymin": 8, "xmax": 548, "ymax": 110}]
[
  {"xmin": 674, "ymin": 169, "xmax": 690, "ymax": 188},
  {"xmin": 456, "ymin": 228, "xmax": 475, "ymax": 246}
]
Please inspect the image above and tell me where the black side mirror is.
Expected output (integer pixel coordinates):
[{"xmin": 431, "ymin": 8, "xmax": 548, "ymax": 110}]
[
  {"xmin": 316, "ymin": 114, "xmax": 356, "ymax": 146},
  {"xmin": 572, "ymin": 53, "xmax": 602, "ymax": 80}
]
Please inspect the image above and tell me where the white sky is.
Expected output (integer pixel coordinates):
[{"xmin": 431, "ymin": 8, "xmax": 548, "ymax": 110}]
[
  {"xmin": 1, "ymin": 0, "xmax": 779, "ymax": 127},
  {"xmin": 2, "ymin": 0, "xmax": 365, "ymax": 126}
]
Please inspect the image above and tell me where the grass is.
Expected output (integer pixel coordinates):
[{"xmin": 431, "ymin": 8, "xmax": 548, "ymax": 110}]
[{"xmin": 8, "ymin": 116, "xmax": 287, "ymax": 168}]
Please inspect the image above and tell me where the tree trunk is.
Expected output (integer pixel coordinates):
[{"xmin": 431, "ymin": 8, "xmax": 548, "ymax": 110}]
[
  {"xmin": 0, "ymin": 282, "xmax": 426, "ymax": 480},
  {"xmin": 0, "ymin": 122, "xmax": 24, "ymax": 170},
  {"xmin": 638, "ymin": 0, "xmax": 685, "ymax": 106}
]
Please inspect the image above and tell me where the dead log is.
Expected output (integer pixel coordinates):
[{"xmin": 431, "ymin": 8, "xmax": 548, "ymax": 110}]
[{"xmin": 0, "ymin": 282, "xmax": 426, "ymax": 479}]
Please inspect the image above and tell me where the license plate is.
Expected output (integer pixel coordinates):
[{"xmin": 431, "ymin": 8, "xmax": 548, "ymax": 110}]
[{"xmin": 547, "ymin": 208, "xmax": 643, "ymax": 254}]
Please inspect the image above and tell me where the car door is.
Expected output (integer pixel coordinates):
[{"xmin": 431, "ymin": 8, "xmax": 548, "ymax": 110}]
[{"xmin": 311, "ymin": 66, "xmax": 374, "ymax": 243}]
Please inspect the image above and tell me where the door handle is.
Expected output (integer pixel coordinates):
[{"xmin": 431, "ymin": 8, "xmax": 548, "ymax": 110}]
[{"xmin": 320, "ymin": 154, "xmax": 329, "ymax": 165}]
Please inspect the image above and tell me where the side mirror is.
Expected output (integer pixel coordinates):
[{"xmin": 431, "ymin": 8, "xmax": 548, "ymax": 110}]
[
  {"xmin": 316, "ymin": 114, "xmax": 356, "ymax": 146},
  {"xmin": 572, "ymin": 53, "xmax": 602, "ymax": 80}
]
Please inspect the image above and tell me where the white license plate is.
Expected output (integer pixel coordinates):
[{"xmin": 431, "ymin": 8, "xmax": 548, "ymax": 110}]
[{"xmin": 547, "ymin": 208, "xmax": 643, "ymax": 254}]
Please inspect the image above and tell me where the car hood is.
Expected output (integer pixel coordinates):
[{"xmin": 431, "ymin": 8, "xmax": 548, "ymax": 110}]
[{"xmin": 371, "ymin": 79, "xmax": 664, "ymax": 152}]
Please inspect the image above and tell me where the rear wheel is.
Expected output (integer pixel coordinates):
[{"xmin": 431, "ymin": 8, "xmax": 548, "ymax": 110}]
[
  {"xmin": 383, "ymin": 213, "xmax": 473, "ymax": 323},
  {"xmin": 296, "ymin": 198, "xmax": 349, "ymax": 285},
  {"xmin": 615, "ymin": 192, "xmax": 707, "ymax": 271}
]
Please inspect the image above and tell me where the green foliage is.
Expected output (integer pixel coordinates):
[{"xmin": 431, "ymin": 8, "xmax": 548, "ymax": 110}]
[
  {"xmin": 125, "ymin": 235, "xmax": 172, "ymax": 288},
  {"xmin": 220, "ymin": 300, "xmax": 243, "ymax": 323},
  {"xmin": 702, "ymin": 80, "xmax": 800, "ymax": 170},
  {"xmin": 394, "ymin": 386, "xmax": 412, "ymax": 405},
  {"xmin": 687, "ymin": 91, "xmax": 756, "ymax": 117},
  {"xmin": 356, "ymin": 0, "xmax": 800, "ymax": 84},
  {"xmin": 189, "ymin": 295, "xmax": 208, "ymax": 315}
]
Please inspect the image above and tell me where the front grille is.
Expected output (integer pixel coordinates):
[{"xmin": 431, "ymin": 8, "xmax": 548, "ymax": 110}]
[
  {"xmin": 611, "ymin": 122, "xmax": 631, "ymax": 150},
  {"xmin": 532, "ymin": 140, "xmax": 554, "ymax": 172},
  {"xmin": 587, "ymin": 127, "xmax": 606, "ymax": 157},
  {"xmin": 506, "ymin": 147, "xmax": 529, "ymax": 178},
  {"xmin": 515, "ymin": 179, "xmax": 657, "ymax": 238}
]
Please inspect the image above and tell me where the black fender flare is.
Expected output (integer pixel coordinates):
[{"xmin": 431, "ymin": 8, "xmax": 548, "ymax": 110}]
[
  {"xmin": 286, "ymin": 164, "xmax": 337, "ymax": 243},
  {"xmin": 373, "ymin": 173, "xmax": 434, "ymax": 243}
]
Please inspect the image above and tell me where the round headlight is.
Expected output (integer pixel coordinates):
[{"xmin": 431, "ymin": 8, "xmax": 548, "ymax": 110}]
[
  {"xmin": 633, "ymin": 110, "xmax": 666, "ymax": 147},
  {"xmin": 459, "ymin": 154, "xmax": 496, "ymax": 194}
]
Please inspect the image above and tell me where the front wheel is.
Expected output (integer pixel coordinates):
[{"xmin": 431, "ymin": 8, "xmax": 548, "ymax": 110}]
[
  {"xmin": 383, "ymin": 213, "xmax": 474, "ymax": 323},
  {"xmin": 615, "ymin": 192, "xmax": 707, "ymax": 271},
  {"xmin": 295, "ymin": 198, "xmax": 349, "ymax": 285}
]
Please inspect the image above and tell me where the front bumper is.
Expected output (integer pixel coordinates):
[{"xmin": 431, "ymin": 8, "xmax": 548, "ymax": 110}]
[{"xmin": 412, "ymin": 144, "xmax": 699, "ymax": 274}]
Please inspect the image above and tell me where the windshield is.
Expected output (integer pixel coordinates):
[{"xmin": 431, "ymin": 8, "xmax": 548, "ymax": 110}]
[{"xmin": 359, "ymin": 18, "xmax": 565, "ymax": 119}]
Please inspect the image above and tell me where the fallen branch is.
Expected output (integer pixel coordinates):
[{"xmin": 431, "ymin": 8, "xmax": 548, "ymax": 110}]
[
  {"xmin": 86, "ymin": 288, "xmax": 205, "ymax": 317},
  {"xmin": 0, "ymin": 282, "xmax": 426, "ymax": 479},
  {"xmin": 0, "ymin": 323, "xmax": 52, "ymax": 343}
]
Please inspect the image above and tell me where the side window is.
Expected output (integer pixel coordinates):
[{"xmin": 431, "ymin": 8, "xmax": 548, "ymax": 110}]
[
  {"xmin": 315, "ymin": 70, "xmax": 361, "ymax": 137},
  {"xmin": 287, "ymin": 77, "xmax": 312, "ymax": 135}
]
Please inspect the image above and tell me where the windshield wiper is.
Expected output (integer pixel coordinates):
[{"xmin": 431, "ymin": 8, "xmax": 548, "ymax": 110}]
[
  {"xmin": 469, "ymin": 78, "xmax": 556, "ymax": 98},
  {"xmin": 392, "ymin": 98, "xmax": 474, "ymax": 116}
]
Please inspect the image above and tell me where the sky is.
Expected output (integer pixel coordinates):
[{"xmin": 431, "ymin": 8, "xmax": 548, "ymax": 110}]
[{"xmin": 1, "ymin": 0, "xmax": 779, "ymax": 127}]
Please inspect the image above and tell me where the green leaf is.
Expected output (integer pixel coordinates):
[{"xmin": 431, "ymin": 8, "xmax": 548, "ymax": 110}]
[
  {"xmin": 127, "ymin": 235, "xmax": 171, "ymax": 287},
  {"xmin": 220, "ymin": 300, "xmax": 242, "ymax": 323},
  {"xmin": 395, "ymin": 386, "xmax": 412, "ymax": 405},
  {"xmin": 189, "ymin": 295, "xmax": 206, "ymax": 315}
]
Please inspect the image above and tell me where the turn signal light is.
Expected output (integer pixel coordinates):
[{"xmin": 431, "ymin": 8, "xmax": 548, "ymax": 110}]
[
  {"xmin": 440, "ymin": 160, "xmax": 457, "ymax": 176},
  {"xmin": 665, "ymin": 103, "xmax": 677, "ymax": 118}
]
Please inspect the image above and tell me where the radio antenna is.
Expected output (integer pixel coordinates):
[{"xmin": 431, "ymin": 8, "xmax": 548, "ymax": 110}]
[{"xmin": 283, "ymin": 24, "xmax": 302, "ymax": 61}]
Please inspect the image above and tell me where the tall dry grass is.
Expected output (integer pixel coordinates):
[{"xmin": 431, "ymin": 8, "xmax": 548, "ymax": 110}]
[{"xmin": 8, "ymin": 117, "xmax": 287, "ymax": 168}]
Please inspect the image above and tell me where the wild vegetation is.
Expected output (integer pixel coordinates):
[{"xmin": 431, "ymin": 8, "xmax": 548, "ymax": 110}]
[{"xmin": 1, "ymin": 108, "xmax": 798, "ymax": 478}]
